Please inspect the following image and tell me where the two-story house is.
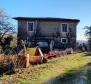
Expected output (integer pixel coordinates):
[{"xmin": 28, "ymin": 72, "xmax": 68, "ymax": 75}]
[{"xmin": 14, "ymin": 17, "xmax": 80, "ymax": 50}]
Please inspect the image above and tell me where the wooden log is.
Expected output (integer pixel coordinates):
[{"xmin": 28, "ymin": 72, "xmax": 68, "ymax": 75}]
[
  {"xmin": 29, "ymin": 56, "xmax": 47, "ymax": 65},
  {"xmin": 26, "ymin": 54, "xmax": 29, "ymax": 68}
]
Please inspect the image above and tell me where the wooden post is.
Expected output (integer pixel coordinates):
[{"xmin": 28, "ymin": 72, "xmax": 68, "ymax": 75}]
[{"xmin": 25, "ymin": 54, "xmax": 30, "ymax": 68}]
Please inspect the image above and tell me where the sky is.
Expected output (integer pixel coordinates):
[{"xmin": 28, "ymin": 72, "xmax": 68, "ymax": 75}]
[{"xmin": 0, "ymin": 0, "xmax": 91, "ymax": 41}]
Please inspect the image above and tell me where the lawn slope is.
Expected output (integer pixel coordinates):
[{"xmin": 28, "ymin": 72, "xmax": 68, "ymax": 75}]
[{"xmin": 0, "ymin": 52, "xmax": 90, "ymax": 84}]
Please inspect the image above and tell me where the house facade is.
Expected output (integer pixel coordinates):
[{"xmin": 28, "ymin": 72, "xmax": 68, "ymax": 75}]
[{"xmin": 14, "ymin": 17, "xmax": 80, "ymax": 50}]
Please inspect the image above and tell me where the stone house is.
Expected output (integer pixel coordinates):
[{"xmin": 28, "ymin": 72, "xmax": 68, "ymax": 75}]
[{"xmin": 14, "ymin": 17, "xmax": 80, "ymax": 50}]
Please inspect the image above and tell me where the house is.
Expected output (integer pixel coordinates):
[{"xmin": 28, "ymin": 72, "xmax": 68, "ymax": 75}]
[{"xmin": 14, "ymin": 17, "xmax": 80, "ymax": 50}]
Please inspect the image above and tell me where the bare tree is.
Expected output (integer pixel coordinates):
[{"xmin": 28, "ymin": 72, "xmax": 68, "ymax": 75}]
[
  {"xmin": 84, "ymin": 26, "xmax": 91, "ymax": 51},
  {"xmin": 0, "ymin": 9, "xmax": 15, "ymax": 39}
]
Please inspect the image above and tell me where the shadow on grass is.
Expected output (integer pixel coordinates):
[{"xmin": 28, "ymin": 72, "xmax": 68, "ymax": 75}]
[
  {"xmin": 43, "ymin": 62, "xmax": 91, "ymax": 84},
  {"xmin": 83, "ymin": 52, "xmax": 91, "ymax": 56},
  {"xmin": 87, "ymin": 66, "xmax": 91, "ymax": 84},
  {"xmin": 43, "ymin": 68, "xmax": 81, "ymax": 84}
]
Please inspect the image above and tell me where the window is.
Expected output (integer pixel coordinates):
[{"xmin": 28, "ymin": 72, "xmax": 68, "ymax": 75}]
[
  {"xmin": 27, "ymin": 22, "xmax": 34, "ymax": 31},
  {"xmin": 61, "ymin": 38, "xmax": 67, "ymax": 43},
  {"xmin": 62, "ymin": 24, "xmax": 68, "ymax": 32}
]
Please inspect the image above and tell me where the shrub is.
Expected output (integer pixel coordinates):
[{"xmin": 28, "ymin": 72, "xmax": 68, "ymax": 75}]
[{"xmin": 0, "ymin": 54, "xmax": 17, "ymax": 75}]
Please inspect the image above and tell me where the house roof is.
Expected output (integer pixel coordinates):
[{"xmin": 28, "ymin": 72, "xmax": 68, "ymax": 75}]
[{"xmin": 13, "ymin": 17, "xmax": 80, "ymax": 22}]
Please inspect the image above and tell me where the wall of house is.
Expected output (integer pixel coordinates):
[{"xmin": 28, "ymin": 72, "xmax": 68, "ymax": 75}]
[
  {"xmin": 17, "ymin": 20, "xmax": 78, "ymax": 49},
  {"xmin": 38, "ymin": 21, "xmax": 60, "ymax": 37},
  {"xmin": 67, "ymin": 23, "xmax": 77, "ymax": 49},
  {"xmin": 38, "ymin": 21, "xmax": 77, "ymax": 49},
  {"xmin": 17, "ymin": 20, "xmax": 27, "ymax": 40},
  {"xmin": 38, "ymin": 21, "xmax": 77, "ymax": 37},
  {"xmin": 17, "ymin": 20, "xmax": 37, "ymax": 41}
]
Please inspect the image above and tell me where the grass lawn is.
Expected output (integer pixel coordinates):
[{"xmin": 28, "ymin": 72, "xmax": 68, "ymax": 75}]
[{"xmin": 0, "ymin": 52, "xmax": 91, "ymax": 84}]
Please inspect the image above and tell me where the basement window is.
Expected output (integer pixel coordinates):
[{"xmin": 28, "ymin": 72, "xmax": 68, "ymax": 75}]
[
  {"xmin": 27, "ymin": 22, "xmax": 34, "ymax": 31},
  {"xmin": 61, "ymin": 38, "xmax": 67, "ymax": 43}
]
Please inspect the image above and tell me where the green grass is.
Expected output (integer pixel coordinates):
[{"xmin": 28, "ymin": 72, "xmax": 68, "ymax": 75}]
[
  {"xmin": 0, "ymin": 52, "xmax": 91, "ymax": 84},
  {"xmin": 35, "ymin": 52, "xmax": 89, "ymax": 83}
]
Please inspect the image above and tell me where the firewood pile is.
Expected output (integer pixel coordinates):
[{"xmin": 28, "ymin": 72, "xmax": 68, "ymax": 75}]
[
  {"xmin": 26, "ymin": 48, "xmax": 73, "ymax": 66},
  {"xmin": 45, "ymin": 48, "xmax": 73, "ymax": 59},
  {"xmin": 0, "ymin": 47, "xmax": 73, "ymax": 74}
]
